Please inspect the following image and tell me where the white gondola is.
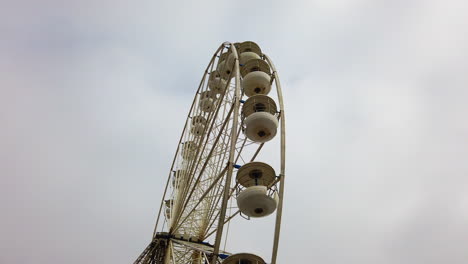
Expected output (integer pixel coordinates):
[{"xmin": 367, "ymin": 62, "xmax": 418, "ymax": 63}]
[
  {"xmin": 238, "ymin": 41, "xmax": 262, "ymax": 56},
  {"xmin": 222, "ymin": 253, "xmax": 266, "ymax": 264},
  {"xmin": 240, "ymin": 59, "xmax": 270, "ymax": 78},
  {"xmin": 242, "ymin": 71, "xmax": 271, "ymax": 97},
  {"xmin": 165, "ymin": 208, "xmax": 171, "ymax": 219},
  {"xmin": 172, "ymin": 170, "xmax": 185, "ymax": 189},
  {"xmin": 192, "ymin": 115, "xmax": 207, "ymax": 126},
  {"xmin": 236, "ymin": 162, "xmax": 278, "ymax": 218},
  {"xmin": 239, "ymin": 51, "xmax": 261, "ymax": 65},
  {"xmin": 191, "ymin": 115, "xmax": 206, "ymax": 136},
  {"xmin": 208, "ymin": 74, "xmax": 228, "ymax": 94},
  {"xmin": 200, "ymin": 98, "xmax": 214, "ymax": 112},
  {"xmin": 181, "ymin": 141, "xmax": 197, "ymax": 160},
  {"xmin": 218, "ymin": 52, "xmax": 236, "ymax": 80},
  {"xmin": 190, "ymin": 123, "xmax": 205, "ymax": 137},
  {"xmin": 237, "ymin": 41, "xmax": 262, "ymax": 66},
  {"xmin": 237, "ymin": 185, "xmax": 277, "ymax": 218},
  {"xmin": 244, "ymin": 112, "xmax": 279, "ymax": 142},
  {"xmin": 226, "ymin": 52, "xmax": 237, "ymax": 71},
  {"xmin": 242, "ymin": 95, "xmax": 278, "ymax": 143},
  {"xmin": 236, "ymin": 161, "xmax": 276, "ymax": 188},
  {"xmin": 218, "ymin": 51, "xmax": 229, "ymax": 64},
  {"xmin": 164, "ymin": 199, "xmax": 173, "ymax": 208},
  {"xmin": 240, "ymin": 58, "xmax": 272, "ymax": 97},
  {"xmin": 199, "ymin": 90, "xmax": 216, "ymax": 112}
]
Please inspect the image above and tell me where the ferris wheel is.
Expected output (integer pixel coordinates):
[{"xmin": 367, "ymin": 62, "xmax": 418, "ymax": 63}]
[{"xmin": 135, "ymin": 41, "xmax": 286, "ymax": 264}]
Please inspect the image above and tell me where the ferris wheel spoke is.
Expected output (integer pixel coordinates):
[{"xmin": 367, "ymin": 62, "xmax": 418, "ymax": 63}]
[
  {"xmin": 170, "ymin": 238, "xmax": 227, "ymax": 264},
  {"xmin": 172, "ymin": 104, "xmax": 235, "ymax": 229},
  {"xmin": 203, "ymin": 184, "xmax": 239, "ymax": 240},
  {"xmin": 172, "ymin": 166, "xmax": 228, "ymax": 233},
  {"xmin": 204, "ymin": 210, "xmax": 240, "ymax": 240},
  {"xmin": 170, "ymin": 241, "xmax": 177, "ymax": 264},
  {"xmin": 203, "ymin": 139, "xmax": 267, "ymax": 236},
  {"xmin": 202, "ymin": 132, "xmax": 243, "ymax": 234},
  {"xmin": 177, "ymin": 85, "xmax": 233, "ymax": 201},
  {"xmin": 204, "ymin": 188, "xmax": 226, "ymax": 233}
]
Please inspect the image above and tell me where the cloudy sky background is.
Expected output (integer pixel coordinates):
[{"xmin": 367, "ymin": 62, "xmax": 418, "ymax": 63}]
[{"xmin": 1, "ymin": 0, "xmax": 468, "ymax": 263}]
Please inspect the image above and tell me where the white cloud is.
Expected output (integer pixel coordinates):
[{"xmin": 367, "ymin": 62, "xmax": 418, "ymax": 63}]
[{"xmin": 1, "ymin": 0, "xmax": 468, "ymax": 263}]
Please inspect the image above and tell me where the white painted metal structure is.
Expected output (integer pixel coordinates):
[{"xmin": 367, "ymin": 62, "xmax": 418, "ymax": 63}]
[{"xmin": 134, "ymin": 41, "xmax": 286, "ymax": 264}]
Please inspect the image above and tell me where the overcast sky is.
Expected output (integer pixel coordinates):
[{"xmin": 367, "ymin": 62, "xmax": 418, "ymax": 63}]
[{"xmin": 1, "ymin": 0, "xmax": 468, "ymax": 263}]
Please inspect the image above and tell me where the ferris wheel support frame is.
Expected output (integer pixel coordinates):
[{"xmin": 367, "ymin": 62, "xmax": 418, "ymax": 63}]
[
  {"xmin": 264, "ymin": 54, "xmax": 286, "ymax": 264},
  {"xmin": 210, "ymin": 44, "xmax": 242, "ymax": 264}
]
